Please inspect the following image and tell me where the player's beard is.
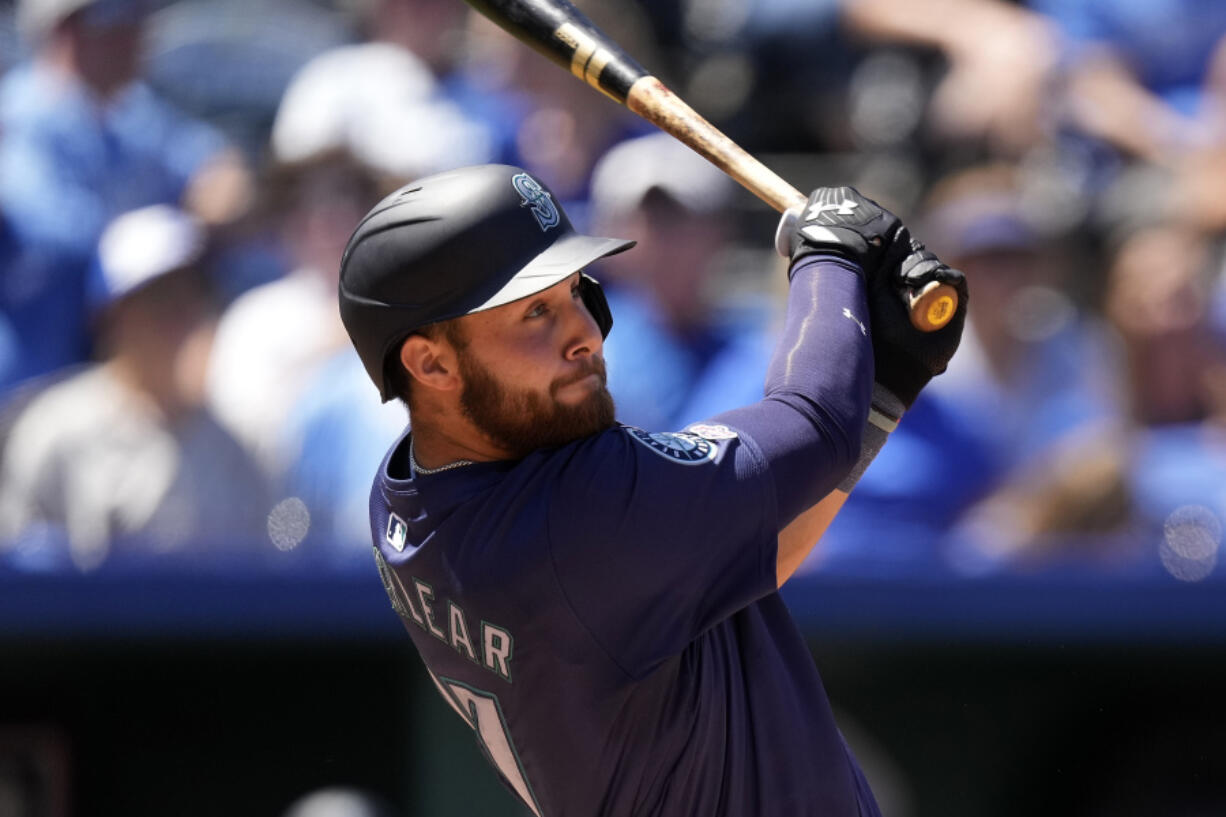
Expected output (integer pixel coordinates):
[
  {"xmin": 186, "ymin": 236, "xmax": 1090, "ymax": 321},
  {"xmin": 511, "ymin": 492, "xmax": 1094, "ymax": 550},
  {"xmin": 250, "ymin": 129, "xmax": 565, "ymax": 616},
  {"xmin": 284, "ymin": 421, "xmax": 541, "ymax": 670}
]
[{"xmin": 458, "ymin": 353, "xmax": 616, "ymax": 459}]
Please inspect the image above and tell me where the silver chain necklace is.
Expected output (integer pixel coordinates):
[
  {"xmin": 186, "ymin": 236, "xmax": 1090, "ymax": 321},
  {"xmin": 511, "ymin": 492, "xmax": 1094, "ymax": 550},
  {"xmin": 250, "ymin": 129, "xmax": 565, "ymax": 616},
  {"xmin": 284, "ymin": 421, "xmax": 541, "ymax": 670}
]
[{"xmin": 409, "ymin": 440, "xmax": 475, "ymax": 476}]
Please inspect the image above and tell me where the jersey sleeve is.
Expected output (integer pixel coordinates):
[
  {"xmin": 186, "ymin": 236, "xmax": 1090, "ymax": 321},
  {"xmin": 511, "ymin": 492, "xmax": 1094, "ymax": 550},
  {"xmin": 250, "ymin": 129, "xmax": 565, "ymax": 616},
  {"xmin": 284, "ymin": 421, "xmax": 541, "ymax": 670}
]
[
  {"xmin": 545, "ymin": 424, "xmax": 779, "ymax": 679},
  {"xmin": 546, "ymin": 255, "xmax": 872, "ymax": 678}
]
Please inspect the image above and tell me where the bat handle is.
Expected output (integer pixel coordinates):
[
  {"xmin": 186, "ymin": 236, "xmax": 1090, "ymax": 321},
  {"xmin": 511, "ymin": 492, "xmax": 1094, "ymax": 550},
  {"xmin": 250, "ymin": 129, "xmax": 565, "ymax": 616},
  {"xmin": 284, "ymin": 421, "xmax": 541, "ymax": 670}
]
[
  {"xmin": 776, "ymin": 202, "xmax": 958, "ymax": 333},
  {"xmin": 625, "ymin": 78, "xmax": 959, "ymax": 331}
]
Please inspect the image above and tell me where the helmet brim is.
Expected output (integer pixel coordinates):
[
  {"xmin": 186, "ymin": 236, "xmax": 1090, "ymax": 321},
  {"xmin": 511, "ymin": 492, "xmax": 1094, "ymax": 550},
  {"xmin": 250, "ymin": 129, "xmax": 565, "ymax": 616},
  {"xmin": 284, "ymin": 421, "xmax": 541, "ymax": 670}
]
[{"xmin": 467, "ymin": 232, "xmax": 635, "ymax": 314}]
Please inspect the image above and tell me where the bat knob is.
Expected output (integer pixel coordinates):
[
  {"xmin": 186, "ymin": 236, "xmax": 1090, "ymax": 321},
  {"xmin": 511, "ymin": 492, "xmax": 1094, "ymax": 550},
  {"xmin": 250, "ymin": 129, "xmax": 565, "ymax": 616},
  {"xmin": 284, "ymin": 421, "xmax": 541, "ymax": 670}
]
[{"xmin": 906, "ymin": 280, "xmax": 958, "ymax": 332}]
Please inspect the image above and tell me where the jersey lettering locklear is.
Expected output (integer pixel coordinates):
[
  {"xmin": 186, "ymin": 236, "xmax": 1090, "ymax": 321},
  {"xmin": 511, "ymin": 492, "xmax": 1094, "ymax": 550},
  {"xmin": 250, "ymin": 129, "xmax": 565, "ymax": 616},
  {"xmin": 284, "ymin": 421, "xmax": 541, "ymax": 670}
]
[{"xmin": 375, "ymin": 549, "xmax": 515, "ymax": 682}]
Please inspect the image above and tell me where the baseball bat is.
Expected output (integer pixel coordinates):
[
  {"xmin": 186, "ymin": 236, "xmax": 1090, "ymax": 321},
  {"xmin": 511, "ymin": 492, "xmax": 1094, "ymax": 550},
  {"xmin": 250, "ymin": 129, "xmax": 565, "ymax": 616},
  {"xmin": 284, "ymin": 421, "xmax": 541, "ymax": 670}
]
[{"xmin": 462, "ymin": 0, "xmax": 958, "ymax": 332}]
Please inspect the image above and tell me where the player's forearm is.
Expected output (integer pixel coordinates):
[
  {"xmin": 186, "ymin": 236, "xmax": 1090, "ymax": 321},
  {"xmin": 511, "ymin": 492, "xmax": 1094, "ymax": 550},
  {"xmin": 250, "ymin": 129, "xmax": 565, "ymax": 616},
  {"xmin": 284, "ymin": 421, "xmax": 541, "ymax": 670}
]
[
  {"xmin": 773, "ymin": 384, "xmax": 904, "ymax": 585},
  {"xmin": 712, "ymin": 255, "xmax": 873, "ymax": 527},
  {"xmin": 776, "ymin": 488, "xmax": 849, "ymax": 586}
]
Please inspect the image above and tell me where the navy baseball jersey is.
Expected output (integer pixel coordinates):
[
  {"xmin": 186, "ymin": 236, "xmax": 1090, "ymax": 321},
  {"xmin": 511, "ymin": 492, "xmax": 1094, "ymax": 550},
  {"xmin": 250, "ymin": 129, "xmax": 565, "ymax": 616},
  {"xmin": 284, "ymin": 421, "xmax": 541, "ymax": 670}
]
[{"xmin": 370, "ymin": 420, "xmax": 882, "ymax": 817}]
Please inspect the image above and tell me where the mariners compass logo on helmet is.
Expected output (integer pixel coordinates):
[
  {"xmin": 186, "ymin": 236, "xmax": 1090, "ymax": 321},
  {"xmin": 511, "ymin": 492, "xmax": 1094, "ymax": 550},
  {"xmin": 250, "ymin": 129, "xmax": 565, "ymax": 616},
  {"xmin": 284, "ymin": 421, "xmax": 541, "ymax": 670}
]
[{"xmin": 512, "ymin": 173, "xmax": 560, "ymax": 232}]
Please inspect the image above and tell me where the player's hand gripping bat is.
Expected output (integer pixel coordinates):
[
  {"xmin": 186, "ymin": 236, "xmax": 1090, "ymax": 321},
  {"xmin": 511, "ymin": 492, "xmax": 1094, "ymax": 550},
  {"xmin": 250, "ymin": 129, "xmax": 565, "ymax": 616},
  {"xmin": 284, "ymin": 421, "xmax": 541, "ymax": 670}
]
[{"xmin": 461, "ymin": 0, "xmax": 958, "ymax": 332}]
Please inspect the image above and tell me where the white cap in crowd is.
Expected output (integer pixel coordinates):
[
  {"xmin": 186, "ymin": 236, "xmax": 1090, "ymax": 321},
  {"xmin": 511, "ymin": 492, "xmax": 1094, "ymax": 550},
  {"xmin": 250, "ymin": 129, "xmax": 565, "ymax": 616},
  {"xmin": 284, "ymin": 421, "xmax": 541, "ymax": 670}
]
[
  {"xmin": 270, "ymin": 42, "xmax": 493, "ymax": 180},
  {"xmin": 590, "ymin": 132, "xmax": 733, "ymax": 224},
  {"xmin": 93, "ymin": 204, "xmax": 205, "ymax": 306}
]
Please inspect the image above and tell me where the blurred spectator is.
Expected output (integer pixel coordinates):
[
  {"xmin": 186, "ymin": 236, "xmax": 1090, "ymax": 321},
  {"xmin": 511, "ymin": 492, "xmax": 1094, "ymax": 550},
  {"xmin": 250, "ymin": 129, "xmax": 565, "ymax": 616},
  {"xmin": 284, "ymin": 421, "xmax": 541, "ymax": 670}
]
[
  {"xmin": 943, "ymin": 173, "xmax": 1226, "ymax": 578},
  {"xmin": 1100, "ymin": 221, "xmax": 1226, "ymax": 582},
  {"xmin": 271, "ymin": 0, "xmax": 499, "ymax": 184},
  {"xmin": 1105, "ymin": 223, "xmax": 1222, "ymax": 427},
  {"xmin": 589, "ymin": 132, "xmax": 779, "ymax": 431},
  {"xmin": 923, "ymin": 166, "xmax": 1120, "ymax": 462},
  {"xmin": 840, "ymin": 0, "xmax": 1061, "ymax": 157},
  {"xmin": 0, "ymin": 0, "xmax": 252, "ymax": 393},
  {"xmin": 206, "ymin": 148, "xmax": 380, "ymax": 477},
  {"xmin": 233, "ymin": 149, "xmax": 404, "ymax": 565},
  {"xmin": 0, "ymin": 205, "xmax": 272, "ymax": 572},
  {"xmin": 1028, "ymin": 0, "xmax": 1226, "ymax": 165},
  {"xmin": 281, "ymin": 347, "xmax": 405, "ymax": 565},
  {"xmin": 1025, "ymin": 0, "xmax": 1226, "ymax": 240},
  {"xmin": 142, "ymin": 0, "xmax": 351, "ymax": 160},
  {"xmin": 929, "ymin": 165, "xmax": 1131, "ymax": 574}
]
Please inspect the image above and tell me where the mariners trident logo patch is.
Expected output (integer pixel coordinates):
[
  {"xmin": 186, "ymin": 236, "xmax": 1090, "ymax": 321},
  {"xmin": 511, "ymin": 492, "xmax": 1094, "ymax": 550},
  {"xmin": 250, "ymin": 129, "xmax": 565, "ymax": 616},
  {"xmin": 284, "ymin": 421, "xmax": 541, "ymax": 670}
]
[
  {"xmin": 626, "ymin": 427, "xmax": 719, "ymax": 465},
  {"xmin": 511, "ymin": 173, "xmax": 560, "ymax": 232}
]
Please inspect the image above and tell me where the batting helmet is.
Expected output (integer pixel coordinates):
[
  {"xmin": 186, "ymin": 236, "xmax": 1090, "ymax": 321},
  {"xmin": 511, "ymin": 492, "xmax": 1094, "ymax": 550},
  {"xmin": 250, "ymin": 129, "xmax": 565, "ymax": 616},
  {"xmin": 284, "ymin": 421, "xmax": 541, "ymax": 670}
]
[{"xmin": 339, "ymin": 164, "xmax": 635, "ymax": 401}]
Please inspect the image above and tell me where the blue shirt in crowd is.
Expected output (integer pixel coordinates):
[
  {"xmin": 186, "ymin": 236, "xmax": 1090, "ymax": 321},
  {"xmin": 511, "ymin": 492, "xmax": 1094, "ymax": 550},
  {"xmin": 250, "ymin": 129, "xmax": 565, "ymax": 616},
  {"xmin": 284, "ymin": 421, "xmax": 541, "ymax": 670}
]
[
  {"xmin": 0, "ymin": 62, "xmax": 226, "ymax": 389},
  {"xmin": 1029, "ymin": 0, "xmax": 1226, "ymax": 115}
]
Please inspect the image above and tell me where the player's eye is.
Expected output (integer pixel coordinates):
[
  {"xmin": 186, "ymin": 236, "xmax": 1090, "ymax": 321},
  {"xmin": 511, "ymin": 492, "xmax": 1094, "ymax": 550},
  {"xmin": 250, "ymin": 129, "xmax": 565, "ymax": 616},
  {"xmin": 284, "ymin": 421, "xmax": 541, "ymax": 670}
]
[{"xmin": 524, "ymin": 301, "xmax": 548, "ymax": 319}]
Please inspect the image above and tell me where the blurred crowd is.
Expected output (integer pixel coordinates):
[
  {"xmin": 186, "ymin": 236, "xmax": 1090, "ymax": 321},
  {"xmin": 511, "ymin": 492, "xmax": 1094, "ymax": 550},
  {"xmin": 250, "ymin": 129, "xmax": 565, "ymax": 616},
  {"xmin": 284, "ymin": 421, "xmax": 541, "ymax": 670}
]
[{"xmin": 0, "ymin": 0, "xmax": 1224, "ymax": 583}]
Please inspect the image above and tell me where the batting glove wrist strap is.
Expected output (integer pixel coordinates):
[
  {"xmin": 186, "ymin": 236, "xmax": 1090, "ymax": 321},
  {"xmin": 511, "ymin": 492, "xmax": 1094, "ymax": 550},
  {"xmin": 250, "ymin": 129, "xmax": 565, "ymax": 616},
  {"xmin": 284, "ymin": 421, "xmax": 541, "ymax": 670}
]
[{"xmin": 837, "ymin": 384, "xmax": 905, "ymax": 493}]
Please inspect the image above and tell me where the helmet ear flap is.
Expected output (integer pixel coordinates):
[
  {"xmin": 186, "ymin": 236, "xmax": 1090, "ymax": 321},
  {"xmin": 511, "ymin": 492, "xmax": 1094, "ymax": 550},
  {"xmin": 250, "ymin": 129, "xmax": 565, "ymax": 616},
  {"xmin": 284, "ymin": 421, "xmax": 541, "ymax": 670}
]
[{"xmin": 578, "ymin": 273, "xmax": 613, "ymax": 338}]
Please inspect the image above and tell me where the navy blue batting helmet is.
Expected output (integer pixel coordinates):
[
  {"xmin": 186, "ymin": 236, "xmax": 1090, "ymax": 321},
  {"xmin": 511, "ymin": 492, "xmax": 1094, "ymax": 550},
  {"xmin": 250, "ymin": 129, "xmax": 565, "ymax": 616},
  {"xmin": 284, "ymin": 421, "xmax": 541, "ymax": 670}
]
[{"xmin": 339, "ymin": 165, "xmax": 635, "ymax": 401}]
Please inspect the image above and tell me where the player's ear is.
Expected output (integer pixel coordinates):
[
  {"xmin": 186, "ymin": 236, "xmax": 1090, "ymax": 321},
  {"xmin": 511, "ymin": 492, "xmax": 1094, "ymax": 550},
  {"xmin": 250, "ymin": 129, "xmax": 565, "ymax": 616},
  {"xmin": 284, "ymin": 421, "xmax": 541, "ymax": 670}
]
[{"xmin": 400, "ymin": 333, "xmax": 460, "ymax": 393}]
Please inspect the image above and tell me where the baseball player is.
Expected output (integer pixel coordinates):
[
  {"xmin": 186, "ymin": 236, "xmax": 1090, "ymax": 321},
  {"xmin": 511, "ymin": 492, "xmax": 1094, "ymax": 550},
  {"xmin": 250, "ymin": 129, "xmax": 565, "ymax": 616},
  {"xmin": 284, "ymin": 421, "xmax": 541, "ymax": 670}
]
[{"xmin": 338, "ymin": 164, "xmax": 966, "ymax": 816}]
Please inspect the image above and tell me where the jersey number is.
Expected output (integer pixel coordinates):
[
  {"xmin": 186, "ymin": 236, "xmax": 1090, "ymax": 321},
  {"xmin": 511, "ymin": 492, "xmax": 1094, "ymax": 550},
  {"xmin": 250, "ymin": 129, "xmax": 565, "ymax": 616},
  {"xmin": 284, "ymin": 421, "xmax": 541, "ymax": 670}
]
[{"xmin": 429, "ymin": 670, "xmax": 544, "ymax": 817}]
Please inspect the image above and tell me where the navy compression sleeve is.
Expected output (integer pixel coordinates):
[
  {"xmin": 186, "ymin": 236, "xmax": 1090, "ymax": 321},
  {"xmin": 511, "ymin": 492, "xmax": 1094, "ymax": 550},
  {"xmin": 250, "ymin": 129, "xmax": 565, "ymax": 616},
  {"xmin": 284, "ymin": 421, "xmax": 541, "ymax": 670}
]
[{"xmin": 710, "ymin": 254, "xmax": 873, "ymax": 528}]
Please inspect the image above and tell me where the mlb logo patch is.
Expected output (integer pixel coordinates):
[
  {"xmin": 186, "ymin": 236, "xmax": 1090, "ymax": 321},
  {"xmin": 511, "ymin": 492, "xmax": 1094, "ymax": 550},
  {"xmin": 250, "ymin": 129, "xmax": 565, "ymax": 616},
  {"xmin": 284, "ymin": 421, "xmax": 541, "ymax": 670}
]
[{"xmin": 386, "ymin": 513, "xmax": 408, "ymax": 552}]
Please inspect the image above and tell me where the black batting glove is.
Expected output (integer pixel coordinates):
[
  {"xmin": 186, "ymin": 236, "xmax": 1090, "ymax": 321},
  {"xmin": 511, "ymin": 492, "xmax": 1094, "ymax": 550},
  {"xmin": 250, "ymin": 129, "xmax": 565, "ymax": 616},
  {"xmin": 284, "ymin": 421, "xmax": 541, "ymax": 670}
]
[
  {"xmin": 775, "ymin": 186, "xmax": 909, "ymax": 281},
  {"xmin": 868, "ymin": 237, "xmax": 969, "ymax": 409}
]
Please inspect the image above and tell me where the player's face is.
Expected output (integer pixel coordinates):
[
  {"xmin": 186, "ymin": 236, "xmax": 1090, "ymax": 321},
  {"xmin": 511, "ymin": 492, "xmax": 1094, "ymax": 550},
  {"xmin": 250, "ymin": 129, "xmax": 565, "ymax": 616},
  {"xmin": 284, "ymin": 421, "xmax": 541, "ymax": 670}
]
[{"xmin": 454, "ymin": 273, "xmax": 615, "ymax": 457}]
